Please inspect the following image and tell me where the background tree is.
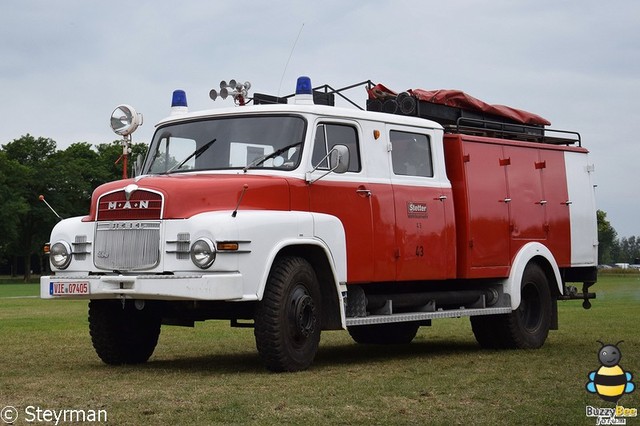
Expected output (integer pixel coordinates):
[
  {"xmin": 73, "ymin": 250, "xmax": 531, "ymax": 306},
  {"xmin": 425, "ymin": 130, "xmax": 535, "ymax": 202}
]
[
  {"xmin": 96, "ymin": 140, "xmax": 148, "ymax": 180},
  {"xmin": 0, "ymin": 152, "xmax": 30, "ymax": 274},
  {"xmin": 617, "ymin": 236, "xmax": 640, "ymax": 264},
  {"xmin": 2, "ymin": 135, "xmax": 58, "ymax": 279},
  {"xmin": 596, "ymin": 210, "xmax": 617, "ymax": 265}
]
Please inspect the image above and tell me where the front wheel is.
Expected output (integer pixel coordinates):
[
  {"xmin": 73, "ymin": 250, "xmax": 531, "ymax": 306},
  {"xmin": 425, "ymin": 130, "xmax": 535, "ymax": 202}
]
[
  {"xmin": 254, "ymin": 256, "xmax": 322, "ymax": 372},
  {"xmin": 88, "ymin": 300, "xmax": 161, "ymax": 364},
  {"xmin": 471, "ymin": 263, "xmax": 552, "ymax": 349}
]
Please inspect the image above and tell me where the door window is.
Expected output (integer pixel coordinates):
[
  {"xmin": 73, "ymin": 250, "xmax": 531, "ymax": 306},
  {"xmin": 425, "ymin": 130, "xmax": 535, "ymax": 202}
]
[
  {"xmin": 312, "ymin": 123, "xmax": 361, "ymax": 172},
  {"xmin": 390, "ymin": 130, "xmax": 433, "ymax": 177}
]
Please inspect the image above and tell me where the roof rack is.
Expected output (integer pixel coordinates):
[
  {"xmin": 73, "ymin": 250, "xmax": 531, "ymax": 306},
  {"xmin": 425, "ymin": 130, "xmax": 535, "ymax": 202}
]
[
  {"xmin": 253, "ymin": 80, "xmax": 375, "ymax": 109},
  {"xmin": 450, "ymin": 117, "xmax": 581, "ymax": 147},
  {"xmin": 252, "ymin": 80, "xmax": 581, "ymax": 147}
]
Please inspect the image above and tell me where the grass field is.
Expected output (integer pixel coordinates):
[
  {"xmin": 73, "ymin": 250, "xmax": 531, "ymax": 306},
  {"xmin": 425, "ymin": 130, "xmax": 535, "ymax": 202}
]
[{"xmin": 1, "ymin": 274, "xmax": 639, "ymax": 425}]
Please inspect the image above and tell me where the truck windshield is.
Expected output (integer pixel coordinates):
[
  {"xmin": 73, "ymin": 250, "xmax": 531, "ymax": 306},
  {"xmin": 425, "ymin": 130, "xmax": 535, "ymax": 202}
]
[{"xmin": 144, "ymin": 115, "xmax": 306, "ymax": 174}]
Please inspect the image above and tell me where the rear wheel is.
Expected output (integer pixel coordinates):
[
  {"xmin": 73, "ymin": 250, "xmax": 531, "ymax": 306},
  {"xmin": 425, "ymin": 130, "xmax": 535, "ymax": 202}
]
[
  {"xmin": 471, "ymin": 263, "xmax": 552, "ymax": 349},
  {"xmin": 89, "ymin": 300, "xmax": 161, "ymax": 364},
  {"xmin": 254, "ymin": 257, "xmax": 322, "ymax": 372},
  {"xmin": 348, "ymin": 322, "xmax": 420, "ymax": 345}
]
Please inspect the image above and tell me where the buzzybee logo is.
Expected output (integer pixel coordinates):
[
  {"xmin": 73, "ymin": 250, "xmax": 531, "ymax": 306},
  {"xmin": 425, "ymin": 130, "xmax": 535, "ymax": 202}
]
[
  {"xmin": 586, "ymin": 341, "xmax": 635, "ymax": 403},
  {"xmin": 584, "ymin": 340, "xmax": 637, "ymax": 425}
]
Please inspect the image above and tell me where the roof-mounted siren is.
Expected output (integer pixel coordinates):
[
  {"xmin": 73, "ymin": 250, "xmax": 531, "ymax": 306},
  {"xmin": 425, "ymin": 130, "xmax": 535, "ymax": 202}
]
[
  {"xmin": 294, "ymin": 76, "xmax": 314, "ymax": 105},
  {"xmin": 210, "ymin": 80, "xmax": 251, "ymax": 106},
  {"xmin": 171, "ymin": 90, "xmax": 188, "ymax": 115}
]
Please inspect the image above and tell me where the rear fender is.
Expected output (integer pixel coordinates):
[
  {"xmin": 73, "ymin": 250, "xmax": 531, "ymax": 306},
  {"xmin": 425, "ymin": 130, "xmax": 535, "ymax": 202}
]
[{"xmin": 504, "ymin": 242, "xmax": 562, "ymax": 309}]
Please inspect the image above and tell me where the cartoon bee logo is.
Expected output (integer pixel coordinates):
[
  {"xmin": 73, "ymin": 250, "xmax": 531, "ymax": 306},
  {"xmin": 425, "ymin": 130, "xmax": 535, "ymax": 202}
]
[{"xmin": 586, "ymin": 340, "xmax": 635, "ymax": 402}]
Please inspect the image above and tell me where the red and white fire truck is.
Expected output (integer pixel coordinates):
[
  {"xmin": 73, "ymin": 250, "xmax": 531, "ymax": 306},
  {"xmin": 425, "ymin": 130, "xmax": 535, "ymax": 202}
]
[{"xmin": 41, "ymin": 77, "xmax": 597, "ymax": 371}]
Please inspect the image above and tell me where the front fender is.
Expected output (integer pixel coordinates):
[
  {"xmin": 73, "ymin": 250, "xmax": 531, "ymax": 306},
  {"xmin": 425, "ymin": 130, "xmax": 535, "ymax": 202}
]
[
  {"xmin": 226, "ymin": 210, "xmax": 346, "ymax": 301},
  {"xmin": 47, "ymin": 216, "xmax": 95, "ymax": 273}
]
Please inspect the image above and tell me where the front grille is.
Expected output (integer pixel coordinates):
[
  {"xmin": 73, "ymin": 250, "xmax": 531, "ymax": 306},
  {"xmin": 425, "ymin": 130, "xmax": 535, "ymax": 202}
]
[
  {"xmin": 97, "ymin": 189, "xmax": 163, "ymax": 221},
  {"xmin": 94, "ymin": 221, "xmax": 161, "ymax": 270},
  {"xmin": 166, "ymin": 232, "xmax": 191, "ymax": 260},
  {"xmin": 72, "ymin": 235, "xmax": 90, "ymax": 261}
]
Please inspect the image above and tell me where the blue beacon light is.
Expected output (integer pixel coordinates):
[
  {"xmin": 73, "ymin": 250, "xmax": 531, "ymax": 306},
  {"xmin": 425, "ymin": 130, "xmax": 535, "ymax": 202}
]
[
  {"xmin": 172, "ymin": 90, "xmax": 188, "ymax": 107},
  {"xmin": 294, "ymin": 76, "xmax": 314, "ymax": 105},
  {"xmin": 171, "ymin": 90, "xmax": 188, "ymax": 115},
  {"xmin": 295, "ymin": 76, "xmax": 312, "ymax": 95}
]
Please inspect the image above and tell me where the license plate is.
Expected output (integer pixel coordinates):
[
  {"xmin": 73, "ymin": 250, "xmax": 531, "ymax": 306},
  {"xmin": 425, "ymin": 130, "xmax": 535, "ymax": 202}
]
[{"xmin": 49, "ymin": 281, "xmax": 90, "ymax": 296}]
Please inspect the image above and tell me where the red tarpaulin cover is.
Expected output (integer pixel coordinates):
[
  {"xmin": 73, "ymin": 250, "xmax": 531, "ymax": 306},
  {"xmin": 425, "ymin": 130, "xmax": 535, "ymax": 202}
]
[{"xmin": 367, "ymin": 84, "xmax": 550, "ymax": 126}]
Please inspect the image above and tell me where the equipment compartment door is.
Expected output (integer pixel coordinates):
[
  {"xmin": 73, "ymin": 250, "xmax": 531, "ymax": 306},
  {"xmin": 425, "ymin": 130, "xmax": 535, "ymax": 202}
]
[
  {"xmin": 503, "ymin": 145, "xmax": 546, "ymax": 242},
  {"xmin": 462, "ymin": 141, "xmax": 511, "ymax": 272}
]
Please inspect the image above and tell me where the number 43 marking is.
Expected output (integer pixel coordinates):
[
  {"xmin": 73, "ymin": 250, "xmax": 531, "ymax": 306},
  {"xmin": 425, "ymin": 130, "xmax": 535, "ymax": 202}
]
[{"xmin": 415, "ymin": 245, "xmax": 424, "ymax": 257}]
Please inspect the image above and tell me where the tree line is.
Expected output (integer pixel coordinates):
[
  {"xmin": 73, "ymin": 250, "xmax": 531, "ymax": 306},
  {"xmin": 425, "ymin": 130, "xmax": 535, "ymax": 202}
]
[
  {"xmin": 0, "ymin": 134, "xmax": 146, "ymax": 280},
  {"xmin": 0, "ymin": 134, "xmax": 638, "ymax": 280},
  {"xmin": 597, "ymin": 210, "xmax": 640, "ymax": 265}
]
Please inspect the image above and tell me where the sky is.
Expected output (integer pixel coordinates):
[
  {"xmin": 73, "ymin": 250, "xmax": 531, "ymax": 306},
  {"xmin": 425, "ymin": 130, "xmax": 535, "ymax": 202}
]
[{"xmin": 1, "ymin": 0, "xmax": 639, "ymax": 238}]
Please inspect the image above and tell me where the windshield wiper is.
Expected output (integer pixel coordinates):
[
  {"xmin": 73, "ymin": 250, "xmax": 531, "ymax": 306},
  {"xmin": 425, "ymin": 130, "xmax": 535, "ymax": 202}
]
[
  {"xmin": 167, "ymin": 138, "xmax": 217, "ymax": 173},
  {"xmin": 242, "ymin": 141, "xmax": 302, "ymax": 173}
]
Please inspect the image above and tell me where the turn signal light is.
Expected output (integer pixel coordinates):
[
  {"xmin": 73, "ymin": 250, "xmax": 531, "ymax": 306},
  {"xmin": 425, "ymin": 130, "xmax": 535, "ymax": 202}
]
[{"xmin": 216, "ymin": 242, "xmax": 239, "ymax": 251}]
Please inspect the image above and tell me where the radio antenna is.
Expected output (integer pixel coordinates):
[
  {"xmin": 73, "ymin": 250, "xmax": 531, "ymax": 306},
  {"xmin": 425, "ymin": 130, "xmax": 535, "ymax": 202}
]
[
  {"xmin": 39, "ymin": 195, "xmax": 62, "ymax": 220},
  {"xmin": 277, "ymin": 23, "xmax": 305, "ymax": 97}
]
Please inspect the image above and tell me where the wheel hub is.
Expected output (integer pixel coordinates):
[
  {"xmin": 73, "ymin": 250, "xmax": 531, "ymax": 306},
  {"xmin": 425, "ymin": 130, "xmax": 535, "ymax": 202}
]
[{"xmin": 289, "ymin": 286, "xmax": 316, "ymax": 339}]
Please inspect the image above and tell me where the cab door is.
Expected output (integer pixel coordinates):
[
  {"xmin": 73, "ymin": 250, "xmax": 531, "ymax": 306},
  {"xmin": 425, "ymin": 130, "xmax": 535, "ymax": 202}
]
[
  {"xmin": 308, "ymin": 121, "xmax": 375, "ymax": 283},
  {"xmin": 388, "ymin": 127, "xmax": 455, "ymax": 281}
]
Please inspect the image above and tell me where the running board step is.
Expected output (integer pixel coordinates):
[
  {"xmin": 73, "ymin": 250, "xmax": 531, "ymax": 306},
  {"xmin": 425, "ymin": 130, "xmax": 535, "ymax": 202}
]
[{"xmin": 346, "ymin": 306, "xmax": 512, "ymax": 327}]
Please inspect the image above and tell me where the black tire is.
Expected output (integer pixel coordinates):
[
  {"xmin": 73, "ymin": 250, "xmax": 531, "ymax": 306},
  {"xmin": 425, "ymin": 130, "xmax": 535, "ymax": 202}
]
[
  {"xmin": 254, "ymin": 256, "xmax": 322, "ymax": 372},
  {"xmin": 470, "ymin": 313, "xmax": 509, "ymax": 349},
  {"xmin": 471, "ymin": 263, "xmax": 552, "ymax": 349},
  {"xmin": 88, "ymin": 300, "xmax": 161, "ymax": 365},
  {"xmin": 348, "ymin": 322, "xmax": 420, "ymax": 345}
]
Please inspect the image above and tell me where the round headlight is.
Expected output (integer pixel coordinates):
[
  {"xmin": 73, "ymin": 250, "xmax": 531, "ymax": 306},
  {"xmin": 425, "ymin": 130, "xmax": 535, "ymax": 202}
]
[
  {"xmin": 190, "ymin": 238, "xmax": 216, "ymax": 269},
  {"xmin": 50, "ymin": 241, "xmax": 72, "ymax": 269}
]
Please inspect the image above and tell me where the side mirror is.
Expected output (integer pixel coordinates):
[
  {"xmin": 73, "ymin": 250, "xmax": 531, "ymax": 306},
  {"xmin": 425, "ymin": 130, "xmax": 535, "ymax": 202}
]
[
  {"xmin": 329, "ymin": 144, "xmax": 349, "ymax": 174},
  {"xmin": 306, "ymin": 144, "xmax": 351, "ymax": 184}
]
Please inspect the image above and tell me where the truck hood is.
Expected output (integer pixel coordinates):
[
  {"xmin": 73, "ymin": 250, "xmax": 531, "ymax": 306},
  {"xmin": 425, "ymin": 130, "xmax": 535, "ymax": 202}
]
[{"xmin": 86, "ymin": 174, "xmax": 292, "ymax": 220}]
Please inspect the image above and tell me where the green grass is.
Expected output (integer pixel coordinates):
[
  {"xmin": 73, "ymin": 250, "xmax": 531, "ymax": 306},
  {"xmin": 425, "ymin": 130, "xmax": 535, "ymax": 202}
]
[
  {"xmin": 0, "ymin": 283, "xmax": 39, "ymax": 298},
  {"xmin": 1, "ymin": 276, "xmax": 639, "ymax": 425}
]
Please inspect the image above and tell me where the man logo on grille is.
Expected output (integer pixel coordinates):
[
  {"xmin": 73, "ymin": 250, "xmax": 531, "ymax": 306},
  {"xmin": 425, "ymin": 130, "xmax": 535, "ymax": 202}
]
[{"xmin": 107, "ymin": 201, "xmax": 149, "ymax": 210}]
